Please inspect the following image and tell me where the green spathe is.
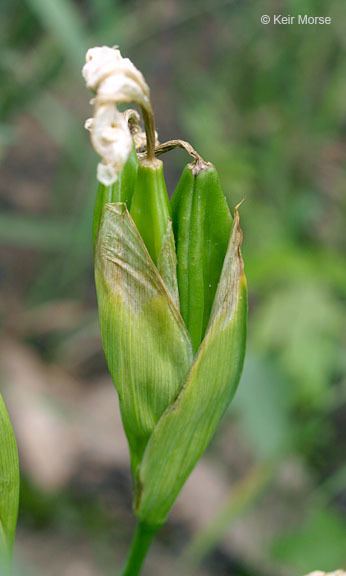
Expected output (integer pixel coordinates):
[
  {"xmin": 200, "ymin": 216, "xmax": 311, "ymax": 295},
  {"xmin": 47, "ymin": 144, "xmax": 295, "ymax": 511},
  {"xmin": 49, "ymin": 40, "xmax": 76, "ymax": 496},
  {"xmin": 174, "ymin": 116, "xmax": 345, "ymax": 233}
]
[
  {"xmin": 136, "ymin": 207, "xmax": 247, "ymax": 524},
  {"xmin": 95, "ymin": 203, "xmax": 192, "ymax": 475},
  {"xmin": 0, "ymin": 395, "xmax": 20, "ymax": 572},
  {"xmin": 95, "ymin": 201, "xmax": 246, "ymax": 524}
]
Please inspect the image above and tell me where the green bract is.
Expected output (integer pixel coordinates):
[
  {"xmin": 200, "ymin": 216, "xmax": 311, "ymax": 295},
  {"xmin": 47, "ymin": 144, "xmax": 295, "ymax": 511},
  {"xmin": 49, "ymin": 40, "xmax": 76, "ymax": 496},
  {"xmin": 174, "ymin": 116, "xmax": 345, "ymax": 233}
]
[
  {"xmin": 0, "ymin": 395, "xmax": 19, "ymax": 573},
  {"xmin": 136, "ymin": 207, "xmax": 247, "ymax": 525},
  {"xmin": 95, "ymin": 201, "xmax": 192, "ymax": 477},
  {"xmin": 94, "ymin": 161, "xmax": 247, "ymax": 526}
]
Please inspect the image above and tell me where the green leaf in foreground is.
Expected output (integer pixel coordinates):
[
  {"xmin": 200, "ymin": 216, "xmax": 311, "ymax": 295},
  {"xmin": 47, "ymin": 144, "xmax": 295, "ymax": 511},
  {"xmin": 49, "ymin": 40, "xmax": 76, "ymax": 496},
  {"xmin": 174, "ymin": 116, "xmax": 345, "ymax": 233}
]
[
  {"xmin": 136, "ymin": 207, "xmax": 247, "ymax": 525},
  {"xmin": 0, "ymin": 395, "xmax": 20, "ymax": 572}
]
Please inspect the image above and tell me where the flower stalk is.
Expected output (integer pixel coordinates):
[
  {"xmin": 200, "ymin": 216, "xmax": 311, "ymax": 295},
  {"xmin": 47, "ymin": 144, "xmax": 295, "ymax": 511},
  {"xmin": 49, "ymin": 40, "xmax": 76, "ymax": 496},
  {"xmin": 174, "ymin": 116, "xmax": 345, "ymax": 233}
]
[
  {"xmin": 120, "ymin": 522, "xmax": 160, "ymax": 576},
  {"xmin": 140, "ymin": 106, "xmax": 156, "ymax": 161}
]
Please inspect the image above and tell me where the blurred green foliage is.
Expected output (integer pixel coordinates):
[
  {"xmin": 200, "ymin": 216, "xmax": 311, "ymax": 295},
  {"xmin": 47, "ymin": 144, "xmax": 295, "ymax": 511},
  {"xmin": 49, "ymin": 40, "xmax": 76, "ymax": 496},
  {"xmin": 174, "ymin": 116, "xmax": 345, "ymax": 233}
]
[{"xmin": 0, "ymin": 0, "xmax": 345, "ymax": 574}]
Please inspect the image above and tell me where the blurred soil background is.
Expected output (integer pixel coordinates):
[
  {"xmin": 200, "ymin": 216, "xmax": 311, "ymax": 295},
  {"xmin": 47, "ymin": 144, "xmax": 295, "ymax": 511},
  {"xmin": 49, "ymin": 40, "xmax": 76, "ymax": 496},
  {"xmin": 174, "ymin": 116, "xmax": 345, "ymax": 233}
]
[{"xmin": 0, "ymin": 0, "xmax": 346, "ymax": 575}]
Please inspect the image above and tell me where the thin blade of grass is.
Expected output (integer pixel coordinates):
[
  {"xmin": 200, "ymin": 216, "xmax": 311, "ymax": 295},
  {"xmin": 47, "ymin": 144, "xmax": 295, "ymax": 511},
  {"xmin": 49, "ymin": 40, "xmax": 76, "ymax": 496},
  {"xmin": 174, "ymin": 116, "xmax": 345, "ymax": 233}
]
[{"xmin": 24, "ymin": 0, "xmax": 88, "ymax": 69}]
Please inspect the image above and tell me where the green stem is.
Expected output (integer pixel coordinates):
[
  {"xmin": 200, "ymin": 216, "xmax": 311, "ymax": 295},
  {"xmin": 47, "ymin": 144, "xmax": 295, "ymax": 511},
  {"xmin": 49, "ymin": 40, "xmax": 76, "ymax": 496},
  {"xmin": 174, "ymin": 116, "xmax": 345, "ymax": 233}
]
[
  {"xmin": 141, "ymin": 106, "xmax": 156, "ymax": 162},
  {"xmin": 120, "ymin": 521, "xmax": 160, "ymax": 576}
]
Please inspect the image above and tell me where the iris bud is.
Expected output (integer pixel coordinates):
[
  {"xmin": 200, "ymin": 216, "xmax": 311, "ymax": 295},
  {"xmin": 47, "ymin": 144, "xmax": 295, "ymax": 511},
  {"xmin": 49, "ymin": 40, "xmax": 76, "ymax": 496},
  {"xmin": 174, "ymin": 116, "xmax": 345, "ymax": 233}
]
[
  {"xmin": 171, "ymin": 162, "xmax": 233, "ymax": 352},
  {"xmin": 130, "ymin": 158, "xmax": 171, "ymax": 266}
]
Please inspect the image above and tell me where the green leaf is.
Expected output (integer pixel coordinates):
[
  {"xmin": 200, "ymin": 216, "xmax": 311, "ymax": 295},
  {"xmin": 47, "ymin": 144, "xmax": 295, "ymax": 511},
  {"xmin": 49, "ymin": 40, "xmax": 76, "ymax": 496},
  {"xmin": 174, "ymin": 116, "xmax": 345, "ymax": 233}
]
[
  {"xmin": 0, "ymin": 395, "xmax": 20, "ymax": 571},
  {"xmin": 136, "ymin": 208, "xmax": 247, "ymax": 525},
  {"xmin": 95, "ymin": 203, "xmax": 193, "ymax": 475},
  {"xmin": 25, "ymin": 0, "xmax": 88, "ymax": 69}
]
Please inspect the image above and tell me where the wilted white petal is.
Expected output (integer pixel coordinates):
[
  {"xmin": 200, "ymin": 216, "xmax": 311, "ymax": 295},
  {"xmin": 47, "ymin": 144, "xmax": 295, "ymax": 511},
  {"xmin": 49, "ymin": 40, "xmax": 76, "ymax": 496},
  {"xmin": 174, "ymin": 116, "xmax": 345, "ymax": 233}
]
[
  {"xmin": 91, "ymin": 105, "xmax": 131, "ymax": 163},
  {"xmin": 83, "ymin": 46, "xmax": 122, "ymax": 91},
  {"xmin": 91, "ymin": 104, "xmax": 132, "ymax": 184},
  {"xmin": 133, "ymin": 132, "xmax": 147, "ymax": 151},
  {"xmin": 82, "ymin": 46, "xmax": 149, "ymax": 100},
  {"xmin": 97, "ymin": 73, "xmax": 148, "ymax": 107},
  {"xmin": 84, "ymin": 118, "xmax": 93, "ymax": 131},
  {"xmin": 97, "ymin": 162, "xmax": 117, "ymax": 186},
  {"xmin": 134, "ymin": 130, "xmax": 159, "ymax": 152},
  {"xmin": 115, "ymin": 56, "xmax": 149, "ymax": 96}
]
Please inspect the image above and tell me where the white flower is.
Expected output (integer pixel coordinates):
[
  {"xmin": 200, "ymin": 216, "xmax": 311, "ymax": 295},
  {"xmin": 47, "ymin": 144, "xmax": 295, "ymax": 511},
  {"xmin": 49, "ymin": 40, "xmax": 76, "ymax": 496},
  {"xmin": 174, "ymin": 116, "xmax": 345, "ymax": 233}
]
[{"xmin": 82, "ymin": 46, "xmax": 151, "ymax": 185}]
